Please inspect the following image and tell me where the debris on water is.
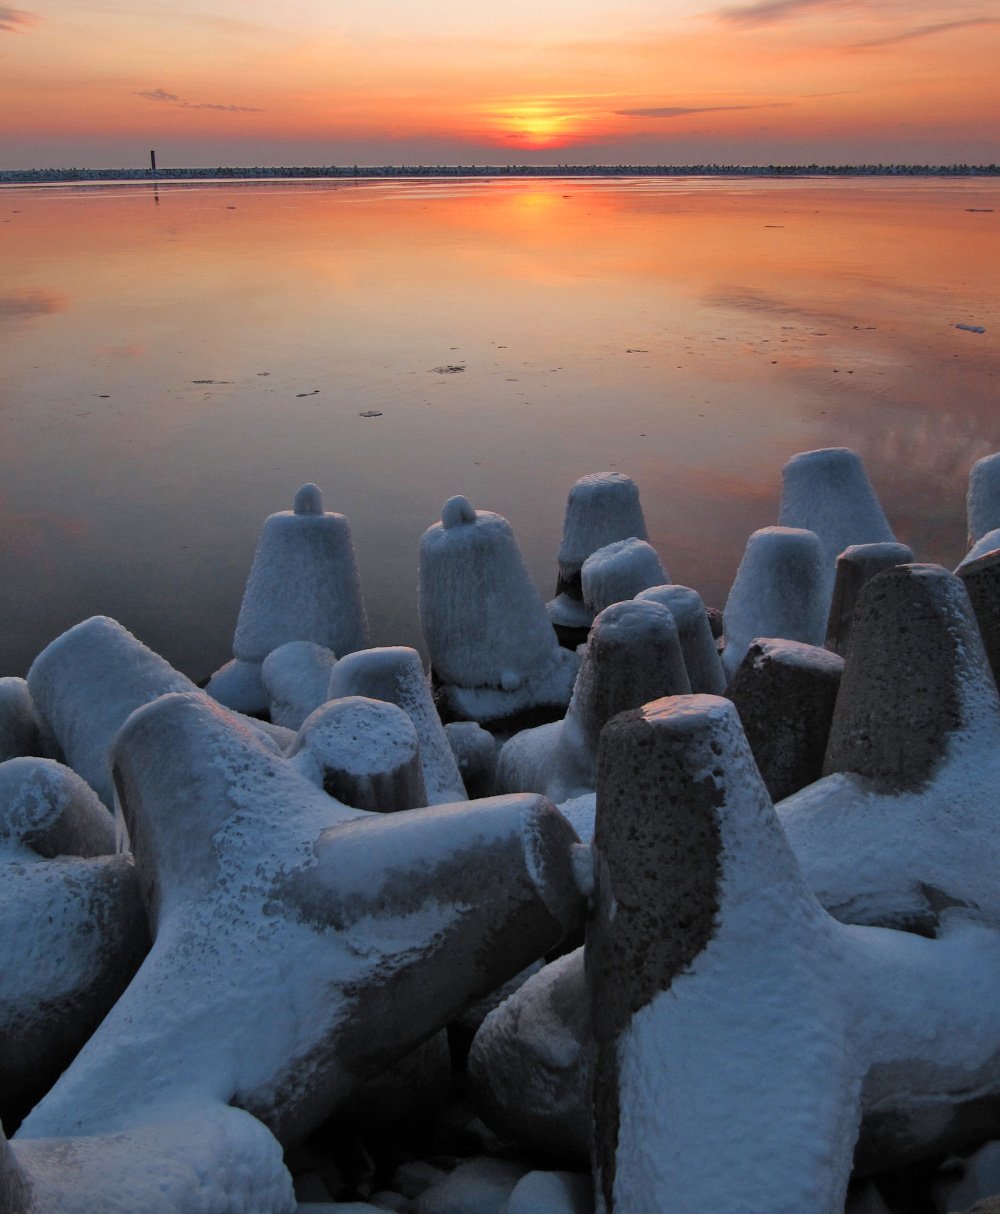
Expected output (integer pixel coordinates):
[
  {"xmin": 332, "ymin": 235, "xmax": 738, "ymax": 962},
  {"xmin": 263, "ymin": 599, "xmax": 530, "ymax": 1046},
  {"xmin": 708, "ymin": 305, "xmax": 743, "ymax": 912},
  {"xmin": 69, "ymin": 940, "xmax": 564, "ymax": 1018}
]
[
  {"xmin": 191, "ymin": 380, "xmax": 232, "ymax": 385},
  {"xmin": 432, "ymin": 365, "xmax": 466, "ymax": 374},
  {"xmin": 359, "ymin": 410, "xmax": 383, "ymax": 418},
  {"xmin": 296, "ymin": 389, "xmax": 320, "ymax": 397},
  {"xmin": 956, "ymin": 324, "xmax": 987, "ymax": 334},
  {"xmin": 626, "ymin": 348, "xmax": 649, "ymax": 354},
  {"xmin": 966, "ymin": 208, "xmax": 994, "ymax": 213}
]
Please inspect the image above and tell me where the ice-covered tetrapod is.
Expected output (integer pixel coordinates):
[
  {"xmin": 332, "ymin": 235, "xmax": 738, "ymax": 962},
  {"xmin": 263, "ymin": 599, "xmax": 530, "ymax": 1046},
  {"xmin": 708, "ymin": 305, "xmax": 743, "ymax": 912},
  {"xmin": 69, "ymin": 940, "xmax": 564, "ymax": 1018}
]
[
  {"xmin": 496, "ymin": 599, "xmax": 690, "ymax": 802},
  {"xmin": 288, "ymin": 695, "xmax": 427, "ymax": 812},
  {"xmin": 261, "ymin": 640, "xmax": 337, "ymax": 730},
  {"xmin": 326, "ymin": 646, "xmax": 466, "ymax": 805},
  {"xmin": 778, "ymin": 447, "xmax": 895, "ymax": 608},
  {"xmin": 780, "ymin": 563, "xmax": 1000, "ymax": 934},
  {"xmin": 580, "ymin": 538, "xmax": 669, "ymax": 618},
  {"xmin": 26, "ymin": 616, "xmax": 292, "ymax": 808},
  {"xmin": 418, "ymin": 496, "xmax": 579, "ymax": 727},
  {"xmin": 727, "ymin": 638, "xmax": 844, "ymax": 802},
  {"xmin": 825, "ymin": 542, "xmax": 915, "ymax": 656},
  {"xmin": 12, "ymin": 691, "xmax": 583, "ymax": 1211},
  {"xmin": 588, "ymin": 695, "xmax": 1000, "ymax": 1213},
  {"xmin": 0, "ymin": 758, "xmax": 148, "ymax": 1128},
  {"xmin": 233, "ymin": 483, "xmax": 369, "ymax": 663},
  {"xmin": 967, "ymin": 452, "xmax": 1000, "ymax": 549},
  {"xmin": 0, "ymin": 679, "xmax": 39, "ymax": 762},
  {"xmin": 957, "ymin": 547, "xmax": 1000, "ymax": 691},
  {"xmin": 635, "ymin": 584, "xmax": 725, "ymax": 694},
  {"xmin": 547, "ymin": 472, "xmax": 649, "ymax": 639},
  {"xmin": 721, "ymin": 526, "xmax": 827, "ymax": 681}
]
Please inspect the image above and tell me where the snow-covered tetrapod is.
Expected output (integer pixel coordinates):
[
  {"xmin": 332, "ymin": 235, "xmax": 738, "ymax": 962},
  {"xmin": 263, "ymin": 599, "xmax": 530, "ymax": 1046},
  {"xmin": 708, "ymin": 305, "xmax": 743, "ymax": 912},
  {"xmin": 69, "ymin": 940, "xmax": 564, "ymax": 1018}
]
[
  {"xmin": 967, "ymin": 451, "xmax": 1000, "ymax": 549},
  {"xmin": 580, "ymin": 538, "xmax": 669, "ymax": 618},
  {"xmin": 721, "ymin": 526, "xmax": 827, "ymax": 681},
  {"xmin": 25, "ymin": 616, "xmax": 292, "ymax": 810},
  {"xmin": 496, "ymin": 599, "xmax": 689, "ymax": 803},
  {"xmin": 778, "ymin": 447, "xmax": 895, "ymax": 606},
  {"xmin": 10, "ymin": 691, "xmax": 584, "ymax": 1212},
  {"xmin": 547, "ymin": 472, "xmax": 649, "ymax": 639},
  {"xmin": 825, "ymin": 541, "xmax": 914, "ymax": 656},
  {"xmin": 207, "ymin": 484, "xmax": 369, "ymax": 712},
  {"xmin": 0, "ymin": 758, "xmax": 148, "ymax": 1126},
  {"xmin": 261, "ymin": 640, "xmax": 337, "ymax": 730},
  {"xmin": 588, "ymin": 695, "xmax": 1000, "ymax": 1213},
  {"xmin": 326, "ymin": 646, "xmax": 466, "ymax": 805},
  {"xmin": 418, "ymin": 496, "xmax": 578, "ymax": 728},
  {"xmin": 957, "ymin": 546, "xmax": 1000, "ymax": 690},
  {"xmin": 0, "ymin": 679, "xmax": 39, "ymax": 762},
  {"xmin": 635, "ymin": 584, "xmax": 725, "ymax": 694},
  {"xmin": 780, "ymin": 563, "xmax": 1000, "ymax": 933},
  {"xmin": 727, "ymin": 638, "xmax": 844, "ymax": 801}
]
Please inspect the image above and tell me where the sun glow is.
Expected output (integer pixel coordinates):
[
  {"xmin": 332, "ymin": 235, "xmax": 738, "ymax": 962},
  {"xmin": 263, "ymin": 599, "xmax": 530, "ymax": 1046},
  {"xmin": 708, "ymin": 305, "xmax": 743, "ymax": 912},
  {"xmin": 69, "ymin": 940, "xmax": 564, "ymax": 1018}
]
[{"xmin": 488, "ymin": 100, "xmax": 587, "ymax": 148}]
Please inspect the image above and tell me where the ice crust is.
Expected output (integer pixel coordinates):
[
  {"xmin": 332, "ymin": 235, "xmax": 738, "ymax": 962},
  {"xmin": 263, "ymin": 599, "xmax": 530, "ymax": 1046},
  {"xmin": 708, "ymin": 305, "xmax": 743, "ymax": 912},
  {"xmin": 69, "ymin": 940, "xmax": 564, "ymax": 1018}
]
[
  {"xmin": 419, "ymin": 498, "xmax": 579, "ymax": 721},
  {"xmin": 262, "ymin": 640, "xmax": 338, "ymax": 730},
  {"xmin": 557, "ymin": 472, "xmax": 648, "ymax": 575},
  {"xmin": 968, "ymin": 453, "xmax": 1000, "ymax": 548},
  {"xmin": 580, "ymin": 538, "xmax": 669, "ymax": 616},
  {"xmin": 778, "ymin": 447, "xmax": 894, "ymax": 598},
  {"xmin": 721, "ymin": 526, "xmax": 827, "ymax": 680},
  {"xmin": 234, "ymin": 486, "xmax": 369, "ymax": 663}
]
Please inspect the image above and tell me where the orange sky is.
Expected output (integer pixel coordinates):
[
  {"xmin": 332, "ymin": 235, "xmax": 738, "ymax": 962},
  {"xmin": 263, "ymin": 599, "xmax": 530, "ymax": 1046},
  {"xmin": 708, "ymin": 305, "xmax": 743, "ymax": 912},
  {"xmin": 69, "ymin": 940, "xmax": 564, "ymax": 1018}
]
[{"xmin": 1, "ymin": 0, "xmax": 998, "ymax": 167}]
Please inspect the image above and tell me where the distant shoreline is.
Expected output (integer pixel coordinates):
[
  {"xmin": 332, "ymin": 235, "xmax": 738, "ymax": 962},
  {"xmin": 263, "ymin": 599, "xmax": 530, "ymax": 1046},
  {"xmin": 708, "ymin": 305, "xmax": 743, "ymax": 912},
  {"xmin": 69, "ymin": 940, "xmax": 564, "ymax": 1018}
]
[{"xmin": 2, "ymin": 162, "xmax": 999, "ymax": 185}]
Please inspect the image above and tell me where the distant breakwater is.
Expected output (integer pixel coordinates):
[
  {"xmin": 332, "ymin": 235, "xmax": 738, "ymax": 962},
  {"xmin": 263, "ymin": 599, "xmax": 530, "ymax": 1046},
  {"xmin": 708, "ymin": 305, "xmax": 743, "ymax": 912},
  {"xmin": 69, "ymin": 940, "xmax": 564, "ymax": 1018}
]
[{"xmin": 3, "ymin": 162, "xmax": 1000, "ymax": 185}]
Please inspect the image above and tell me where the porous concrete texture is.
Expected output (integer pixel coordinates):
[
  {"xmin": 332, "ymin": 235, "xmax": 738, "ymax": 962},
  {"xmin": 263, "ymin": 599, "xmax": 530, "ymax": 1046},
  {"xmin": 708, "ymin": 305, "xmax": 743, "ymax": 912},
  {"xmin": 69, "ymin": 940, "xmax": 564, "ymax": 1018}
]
[
  {"xmin": 635, "ymin": 584, "xmax": 726, "ymax": 694},
  {"xmin": 444, "ymin": 721, "xmax": 497, "ymax": 799},
  {"xmin": 956, "ymin": 548, "xmax": 1000, "ymax": 690},
  {"xmin": 585, "ymin": 694, "xmax": 1000, "ymax": 1213},
  {"xmin": 289, "ymin": 696, "xmax": 427, "ymax": 813},
  {"xmin": 825, "ymin": 542, "xmax": 915, "ymax": 657},
  {"xmin": 234, "ymin": 483, "xmax": 369, "ymax": 664},
  {"xmin": 727, "ymin": 638, "xmax": 844, "ymax": 801},
  {"xmin": 822, "ymin": 565, "xmax": 985, "ymax": 792},
  {"xmin": 495, "ymin": 600, "xmax": 690, "ymax": 802},
  {"xmin": 781, "ymin": 563, "xmax": 1000, "ymax": 933}
]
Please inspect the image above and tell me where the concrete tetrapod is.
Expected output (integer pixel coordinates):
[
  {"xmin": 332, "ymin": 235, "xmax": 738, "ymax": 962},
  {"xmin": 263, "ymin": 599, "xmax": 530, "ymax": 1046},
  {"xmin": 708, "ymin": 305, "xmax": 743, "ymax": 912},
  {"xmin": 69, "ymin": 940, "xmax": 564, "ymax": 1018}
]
[
  {"xmin": 825, "ymin": 541, "xmax": 915, "ymax": 657},
  {"xmin": 967, "ymin": 452, "xmax": 1000, "ymax": 549},
  {"xmin": 779, "ymin": 563, "xmax": 1000, "ymax": 933},
  {"xmin": 727, "ymin": 637, "xmax": 844, "ymax": 802},
  {"xmin": 11, "ymin": 691, "xmax": 584, "ymax": 1212},
  {"xmin": 327, "ymin": 646, "xmax": 467, "ymax": 805},
  {"xmin": 634, "ymin": 584, "xmax": 726, "ymax": 694},
  {"xmin": 26, "ymin": 616, "xmax": 293, "ymax": 810},
  {"xmin": 496, "ymin": 600, "xmax": 690, "ymax": 804},
  {"xmin": 0, "ymin": 758, "xmax": 149, "ymax": 1128},
  {"xmin": 418, "ymin": 496, "xmax": 579, "ymax": 729},
  {"xmin": 547, "ymin": 471, "xmax": 649, "ymax": 643},
  {"xmin": 721, "ymin": 526, "xmax": 827, "ymax": 681},
  {"xmin": 588, "ymin": 696, "xmax": 1000, "ymax": 1213},
  {"xmin": 956, "ymin": 547, "xmax": 1000, "ymax": 691},
  {"xmin": 778, "ymin": 447, "xmax": 895, "ymax": 604}
]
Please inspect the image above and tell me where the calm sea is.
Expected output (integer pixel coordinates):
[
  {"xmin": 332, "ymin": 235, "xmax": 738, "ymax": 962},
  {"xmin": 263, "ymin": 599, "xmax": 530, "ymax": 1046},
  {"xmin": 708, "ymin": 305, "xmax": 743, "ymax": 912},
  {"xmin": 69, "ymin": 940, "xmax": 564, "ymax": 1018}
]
[{"xmin": 1, "ymin": 175, "xmax": 998, "ymax": 680}]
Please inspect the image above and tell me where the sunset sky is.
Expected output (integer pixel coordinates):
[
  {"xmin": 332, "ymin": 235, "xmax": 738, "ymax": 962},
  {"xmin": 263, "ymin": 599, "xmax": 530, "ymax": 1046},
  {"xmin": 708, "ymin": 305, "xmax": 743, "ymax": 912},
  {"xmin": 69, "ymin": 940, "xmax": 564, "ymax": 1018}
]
[{"xmin": 1, "ymin": 0, "xmax": 998, "ymax": 168}]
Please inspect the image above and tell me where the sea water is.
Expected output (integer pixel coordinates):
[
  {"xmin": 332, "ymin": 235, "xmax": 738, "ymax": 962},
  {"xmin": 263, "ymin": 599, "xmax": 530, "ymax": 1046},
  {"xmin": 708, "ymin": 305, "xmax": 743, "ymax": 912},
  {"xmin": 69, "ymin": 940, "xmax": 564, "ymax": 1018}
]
[{"xmin": 1, "ymin": 175, "xmax": 997, "ymax": 678}]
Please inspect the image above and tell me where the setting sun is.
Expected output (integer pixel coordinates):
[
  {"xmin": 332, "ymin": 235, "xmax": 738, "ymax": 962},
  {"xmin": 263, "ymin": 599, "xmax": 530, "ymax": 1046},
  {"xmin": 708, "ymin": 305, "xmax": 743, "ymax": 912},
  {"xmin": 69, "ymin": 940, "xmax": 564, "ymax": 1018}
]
[{"xmin": 488, "ymin": 100, "xmax": 586, "ymax": 148}]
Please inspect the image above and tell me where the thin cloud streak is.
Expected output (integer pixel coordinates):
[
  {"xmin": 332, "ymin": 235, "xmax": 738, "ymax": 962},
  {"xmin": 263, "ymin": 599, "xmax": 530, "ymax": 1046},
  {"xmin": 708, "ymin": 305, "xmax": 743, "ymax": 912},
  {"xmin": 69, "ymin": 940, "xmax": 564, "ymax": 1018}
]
[
  {"xmin": 616, "ymin": 102, "xmax": 788, "ymax": 117},
  {"xmin": 0, "ymin": 5, "xmax": 38, "ymax": 31},
  {"xmin": 850, "ymin": 16, "xmax": 999, "ymax": 47},
  {"xmin": 714, "ymin": 0, "xmax": 859, "ymax": 27},
  {"xmin": 137, "ymin": 88, "xmax": 262, "ymax": 114}
]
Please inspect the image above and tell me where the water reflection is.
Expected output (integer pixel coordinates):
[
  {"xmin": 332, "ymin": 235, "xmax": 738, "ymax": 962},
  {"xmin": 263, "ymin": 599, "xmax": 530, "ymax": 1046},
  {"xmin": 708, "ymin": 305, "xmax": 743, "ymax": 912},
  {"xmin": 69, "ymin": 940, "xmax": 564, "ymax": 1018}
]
[{"xmin": 0, "ymin": 177, "xmax": 997, "ymax": 678}]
